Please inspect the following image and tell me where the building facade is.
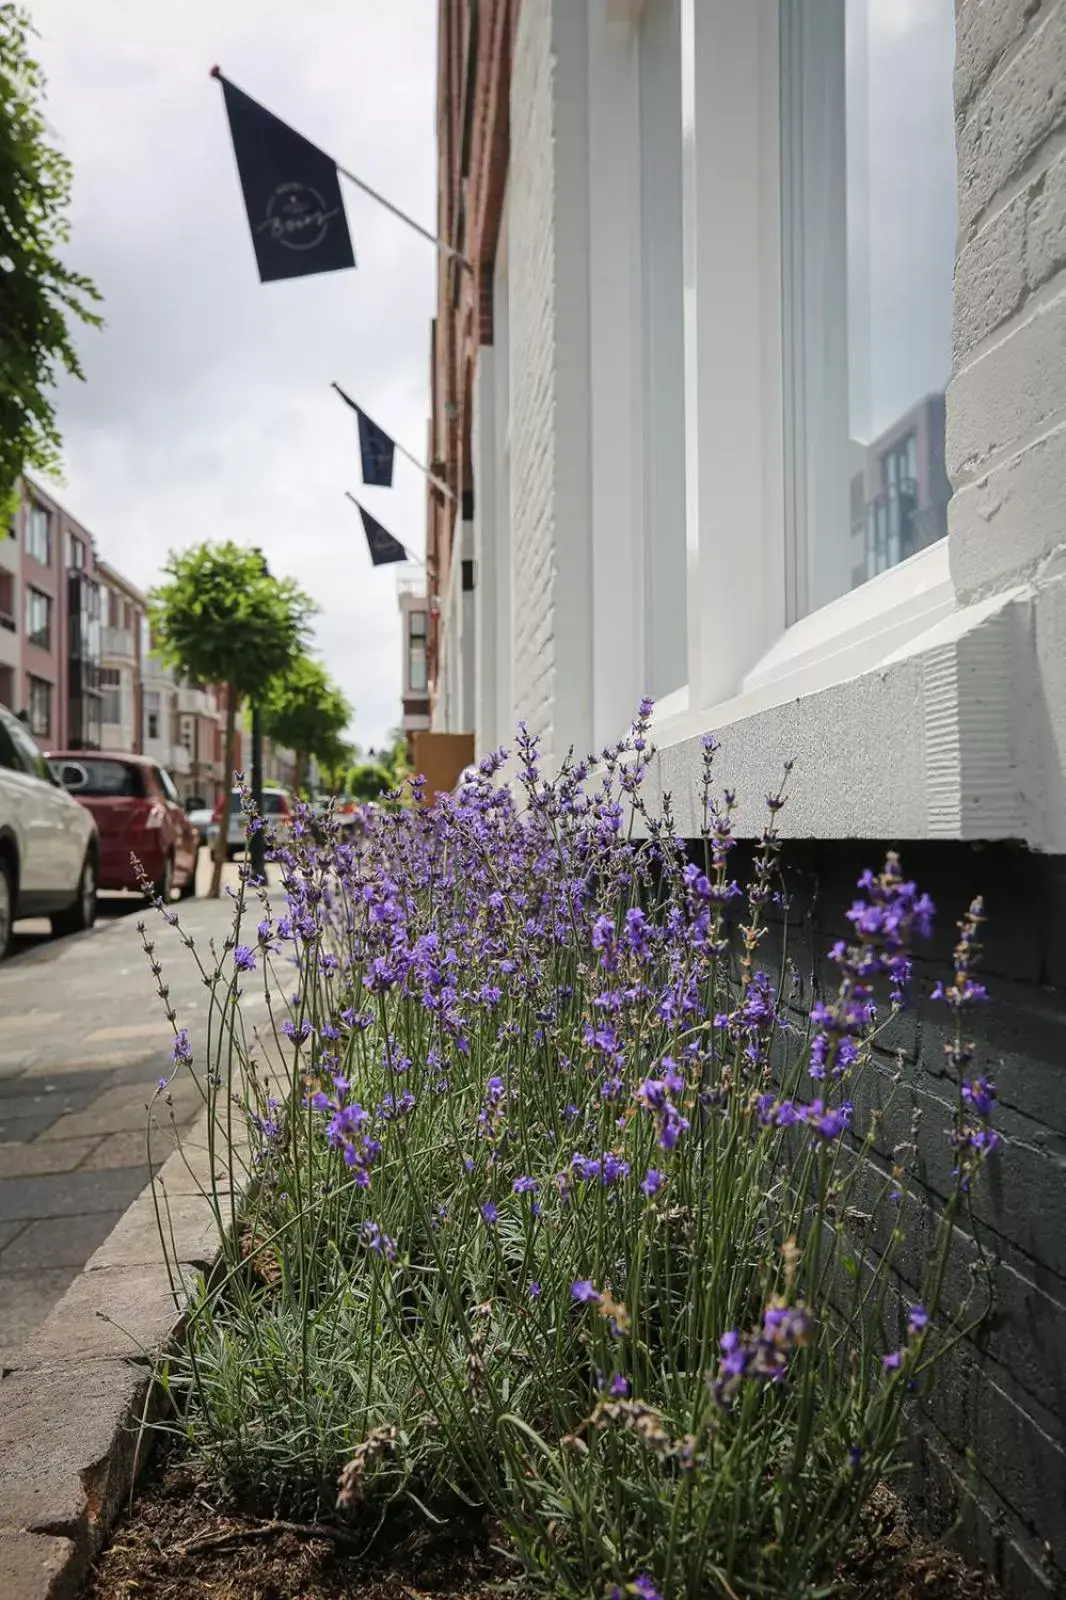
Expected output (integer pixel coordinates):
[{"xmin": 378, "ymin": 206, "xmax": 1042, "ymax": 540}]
[
  {"xmin": 398, "ymin": 576, "xmax": 432, "ymax": 761},
  {"xmin": 429, "ymin": 2, "xmax": 1066, "ymax": 1591},
  {"xmin": 5, "ymin": 479, "xmax": 103, "ymax": 751},
  {"xmin": 95, "ymin": 559, "xmax": 147, "ymax": 756}
]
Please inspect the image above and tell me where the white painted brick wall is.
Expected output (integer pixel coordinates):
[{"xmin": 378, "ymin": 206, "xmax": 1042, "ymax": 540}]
[
  {"xmin": 948, "ymin": 0, "xmax": 1066, "ymax": 601},
  {"xmin": 509, "ymin": 0, "xmax": 558, "ymax": 764}
]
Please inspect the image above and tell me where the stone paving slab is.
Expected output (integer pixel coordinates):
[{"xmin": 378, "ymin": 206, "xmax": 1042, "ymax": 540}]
[
  {"xmin": 0, "ymin": 871, "xmax": 247, "ymax": 1361},
  {"xmin": 0, "ymin": 1531, "xmax": 78, "ymax": 1600}
]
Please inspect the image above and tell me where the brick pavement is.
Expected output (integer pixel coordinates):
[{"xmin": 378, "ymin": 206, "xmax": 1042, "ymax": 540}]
[{"xmin": 0, "ymin": 857, "xmax": 268, "ymax": 1367}]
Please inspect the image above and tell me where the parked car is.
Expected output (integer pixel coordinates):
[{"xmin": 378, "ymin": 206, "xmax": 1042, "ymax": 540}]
[
  {"xmin": 186, "ymin": 802, "xmax": 214, "ymax": 848},
  {"xmin": 206, "ymin": 786, "xmax": 294, "ymax": 860},
  {"xmin": 0, "ymin": 705, "xmax": 99, "ymax": 960},
  {"xmin": 48, "ymin": 751, "xmax": 198, "ymax": 902}
]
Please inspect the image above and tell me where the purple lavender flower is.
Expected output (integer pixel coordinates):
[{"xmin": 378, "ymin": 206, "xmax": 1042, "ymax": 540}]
[
  {"xmin": 480, "ymin": 1200, "xmax": 498, "ymax": 1226},
  {"xmin": 513, "ymin": 1175, "xmax": 537, "ymax": 1194},
  {"xmin": 234, "ymin": 944, "xmax": 256, "ymax": 973},
  {"xmin": 962, "ymin": 1076, "xmax": 997, "ymax": 1119},
  {"xmin": 571, "ymin": 1279, "xmax": 601, "ymax": 1303},
  {"xmin": 907, "ymin": 1304, "xmax": 929, "ymax": 1336},
  {"xmin": 882, "ymin": 1350, "xmax": 902, "ymax": 1371},
  {"xmin": 528, "ymin": 1281, "xmax": 541, "ymax": 1299},
  {"xmin": 640, "ymin": 1168, "xmax": 662, "ymax": 1198},
  {"xmin": 171, "ymin": 1028, "xmax": 192, "ymax": 1065}
]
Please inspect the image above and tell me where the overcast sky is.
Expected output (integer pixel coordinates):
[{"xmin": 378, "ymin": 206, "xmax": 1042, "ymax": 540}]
[{"xmin": 27, "ymin": 0, "xmax": 437, "ymax": 751}]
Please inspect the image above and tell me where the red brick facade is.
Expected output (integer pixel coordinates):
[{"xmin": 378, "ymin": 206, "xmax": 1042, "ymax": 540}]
[{"xmin": 427, "ymin": 0, "xmax": 516, "ymax": 708}]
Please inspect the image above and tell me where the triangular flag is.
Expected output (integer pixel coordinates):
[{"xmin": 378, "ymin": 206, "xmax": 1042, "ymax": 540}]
[
  {"xmin": 357, "ymin": 504, "xmax": 408, "ymax": 566},
  {"xmin": 215, "ymin": 73, "xmax": 355, "ymax": 283},
  {"xmin": 357, "ymin": 409, "xmax": 396, "ymax": 487}
]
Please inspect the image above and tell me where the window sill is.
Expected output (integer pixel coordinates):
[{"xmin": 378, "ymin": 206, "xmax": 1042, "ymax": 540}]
[{"xmin": 648, "ymin": 546, "xmax": 1058, "ymax": 847}]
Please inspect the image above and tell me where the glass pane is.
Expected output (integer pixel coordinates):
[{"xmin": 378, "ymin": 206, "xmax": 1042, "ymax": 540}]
[
  {"xmin": 60, "ymin": 759, "xmax": 146, "ymax": 797},
  {"xmin": 784, "ymin": 0, "xmax": 956, "ymax": 617}
]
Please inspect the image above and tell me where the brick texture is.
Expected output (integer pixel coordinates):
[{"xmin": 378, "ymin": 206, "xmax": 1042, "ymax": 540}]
[
  {"xmin": 754, "ymin": 839, "xmax": 1066, "ymax": 1598},
  {"xmin": 949, "ymin": 0, "xmax": 1066, "ymax": 602}
]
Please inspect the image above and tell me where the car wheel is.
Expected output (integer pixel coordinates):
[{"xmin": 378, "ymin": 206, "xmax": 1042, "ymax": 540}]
[
  {"xmin": 153, "ymin": 854, "xmax": 174, "ymax": 904},
  {"xmin": 51, "ymin": 848, "xmax": 98, "ymax": 939},
  {"xmin": 0, "ymin": 853, "xmax": 15, "ymax": 962}
]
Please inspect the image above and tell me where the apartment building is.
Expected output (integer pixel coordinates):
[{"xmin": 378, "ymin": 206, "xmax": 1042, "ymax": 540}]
[
  {"xmin": 398, "ymin": 575, "xmax": 432, "ymax": 762},
  {"xmin": 427, "ymin": 2, "xmax": 1066, "ymax": 1590},
  {"xmin": 94, "ymin": 558, "xmax": 147, "ymax": 756},
  {"xmin": 5, "ymin": 479, "xmax": 103, "ymax": 750}
]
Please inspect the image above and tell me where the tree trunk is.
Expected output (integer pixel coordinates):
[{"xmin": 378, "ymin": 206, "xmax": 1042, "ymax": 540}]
[
  {"xmin": 294, "ymin": 750, "xmax": 306, "ymax": 798},
  {"xmin": 209, "ymin": 687, "xmax": 237, "ymax": 899}
]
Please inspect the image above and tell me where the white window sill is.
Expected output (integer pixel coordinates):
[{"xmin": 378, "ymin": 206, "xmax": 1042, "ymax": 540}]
[
  {"xmin": 652, "ymin": 542, "xmax": 953, "ymax": 750},
  {"xmin": 647, "ymin": 545, "xmax": 1056, "ymax": 846}
]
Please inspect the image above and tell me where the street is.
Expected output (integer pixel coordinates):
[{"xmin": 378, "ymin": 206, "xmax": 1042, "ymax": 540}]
[{"xmin": 0, "ymin": 854, "xmax": 259, "ymax": 1367}]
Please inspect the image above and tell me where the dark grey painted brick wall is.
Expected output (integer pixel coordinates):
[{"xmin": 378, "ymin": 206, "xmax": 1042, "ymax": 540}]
[{"xmin": 740, "ymin": 840, "xmax": 1066, "ymax": 1598}]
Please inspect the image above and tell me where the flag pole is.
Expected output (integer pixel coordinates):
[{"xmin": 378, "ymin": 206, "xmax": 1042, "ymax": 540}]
[
  {"xmin": 344, "ymin": 491, "xmax": 426, "ymax": 568},
  {"xmin": 209, "ymin": 67, "xmax": 473, "ymax": 274},
  {"xmin": 333, "ymin": 382, "xmax": 457, "ymax": 503}
]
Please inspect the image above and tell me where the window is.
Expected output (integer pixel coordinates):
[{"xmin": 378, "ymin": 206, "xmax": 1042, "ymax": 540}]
[
  {"xmin": 25, "ymin": 503, "xmax": 51, "ymax": 564},
  {"xmin": 68, "ymin": 534, "xmax": 85, "ymax": 570},
  {"xmin": 57, "ymin": 758, "xmax": 146, "ymax": 797},
  {"xmin": 408, "ymin": 611, "xmax": 428, "ymax": 694},
  {"xmin": 0, "ymin": 571, "xmax": 14, "ymax": 631},
  {"xmin": 27, "ymin": 676, "xmax": 53, "ymax": 740},
  {"xmin": 144, "ymin": 689, "xmax": 161, "ymax": 742},
  {"xmin": 781, "ymin": 0, "xmax": 956, "ymax": 618},
  {"xmin": 100, "ymin": 666, "xmax": 122, "ymax": 726},
  {"xmin": 6, "ymin": 708, "xmax": 52, "ymax": 780},
  {"xmin": 180, "ymin": 715, "xmax": 193, "ymax": 752},
  {"xmin": 677, "ymin": 0, "xmax": 957, "ymax": 709},
  {"xmin": 155, "ymin": 766, "xmax": 181, "ymax": 804},
  {"xmin": 25, "ymin": 587, "xmax": 52, "ymax": 650}
]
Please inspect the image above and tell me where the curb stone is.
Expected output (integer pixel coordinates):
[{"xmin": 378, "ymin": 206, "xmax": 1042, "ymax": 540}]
[{"xmin": 0, "ymin": 1109, "xmax": 243, "ymax": 1599}]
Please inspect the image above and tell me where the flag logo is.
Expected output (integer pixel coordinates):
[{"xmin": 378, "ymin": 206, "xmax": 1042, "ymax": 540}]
[{"xmin": 257, "ymin": 183, "xmax": 342, "ymax": 252}]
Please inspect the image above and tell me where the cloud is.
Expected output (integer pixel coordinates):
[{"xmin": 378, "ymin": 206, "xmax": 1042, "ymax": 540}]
[{"xmin": 26, "ymin": 0, "xmax": 437, "ymax": 749}]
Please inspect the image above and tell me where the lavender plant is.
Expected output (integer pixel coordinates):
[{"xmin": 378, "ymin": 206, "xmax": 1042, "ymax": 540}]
[{"xmin": 148, "ymin": 706, "xmax": 998, "ymax": 1599}]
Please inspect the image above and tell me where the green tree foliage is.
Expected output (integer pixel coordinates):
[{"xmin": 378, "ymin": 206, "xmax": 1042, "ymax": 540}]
[
  {"xmin": 0, "ymin": 5, "xmax": 102, "ymax": 520},
  {"xmin": 346, "ymin": 759, "xmax": 394, "ymax": 803},
  {"xmin": 260, "ymin": 655, "xmax": 352, "ymax": 797},
  {"xmin": 148, "ymin": 541, "xmax": 315, "ymax": 897}
]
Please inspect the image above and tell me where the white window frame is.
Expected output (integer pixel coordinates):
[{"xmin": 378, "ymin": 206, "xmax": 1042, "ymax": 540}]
[{"xmin": 660, "ymin": 0, "xmax": 956, "ymax": 739}]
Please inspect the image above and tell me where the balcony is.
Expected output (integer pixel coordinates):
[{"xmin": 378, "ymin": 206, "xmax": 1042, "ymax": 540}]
[
  {"xmin": 177, "ymin": 685, "xmax": 214, "ymax": 716},
  {"xmin": 102, "ymin": 626, "xmax": 136, "ymax": 661}
]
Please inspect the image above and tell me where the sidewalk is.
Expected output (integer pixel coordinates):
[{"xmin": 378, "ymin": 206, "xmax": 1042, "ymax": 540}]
[{"xmin": 0, "ymin": 859, "xmax": 266, "ymax": 1368}]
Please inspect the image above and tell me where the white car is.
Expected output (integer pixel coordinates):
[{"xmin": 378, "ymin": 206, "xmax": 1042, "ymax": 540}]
[
  {"xmin": 206, "ymin": 786, "xmax": 294, "ymax": 859},
  {"xmin": 0, "ymin": 704, "xmax": 99, "ymax": 960}
]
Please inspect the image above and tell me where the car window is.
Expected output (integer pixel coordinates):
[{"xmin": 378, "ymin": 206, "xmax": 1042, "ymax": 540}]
[
  {"xmin": 5, "ymin": 715, "xmax": 53, "ymax": 783},
  {"xmin": 155, "ymin": 766, "xmax": 181, "ymax": 805},
  {"xmin": 58, "ymin": 759, "xmax": 146, "ymax": 798},
  {"xmin": 0, "ymin": 716, "xmax": 20, "ymax": 772}
]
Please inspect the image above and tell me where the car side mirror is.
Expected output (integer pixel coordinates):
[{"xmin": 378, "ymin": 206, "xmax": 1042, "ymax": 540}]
[{"xmin": 58, "ymin": 761, "xmax": 88, "ymax": 791}]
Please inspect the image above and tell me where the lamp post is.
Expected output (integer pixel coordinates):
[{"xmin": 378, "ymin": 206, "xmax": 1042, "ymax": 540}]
[{"xmin": 250, "ymin": 548, "xmax": 268, "ymax": 882}]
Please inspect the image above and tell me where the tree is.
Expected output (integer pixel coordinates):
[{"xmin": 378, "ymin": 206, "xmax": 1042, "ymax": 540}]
[
  {"xmin": 0, "ymin": 5, "xmax": 102, "ymax": 521},
  {"xmin": 260, "ymin": 655, "xmax": 352, "ymax": 797},
  {"xmin": 346, "ymin": 759, "xmax": 394, "ymax": 803},
  {"xmin": 148, "ymin": 542, "xmax": 315, "ymax": 897}
]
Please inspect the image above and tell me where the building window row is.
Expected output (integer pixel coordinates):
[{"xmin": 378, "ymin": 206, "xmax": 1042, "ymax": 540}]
[
  {"xmin": 25, "ymin": 502, "xmax": 51, "ymax": 565},
  {"xmin": 25, "ymin": 586, "xmax": 52, "ymax": 651},
  {"xmin": 27, "ymin": 675, "xmax": 52, "ymax": 740}
]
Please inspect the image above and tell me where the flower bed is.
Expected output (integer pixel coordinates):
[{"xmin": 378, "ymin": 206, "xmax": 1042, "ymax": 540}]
[{"xmin": 135, "ymin": 707, "xmax": 1001, "ymax": 1599}]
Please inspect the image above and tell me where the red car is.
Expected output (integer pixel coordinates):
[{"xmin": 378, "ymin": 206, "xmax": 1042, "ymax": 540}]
[{"xmin": 48, "ymin": 752, "xmax": 198, "ymax": 901}]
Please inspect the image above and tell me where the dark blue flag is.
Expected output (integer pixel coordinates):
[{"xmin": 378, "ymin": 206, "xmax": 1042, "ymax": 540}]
[
  {"xmin": 215, "ymin": 72, "xmax": 355, "ymax": 283},
  {"xmin": 357, "ymin": 409, "xmax": 396, "ymax": 487},
  {"xmin": 357, "ymin": 504, "xmax": 408, "ymax": 566}
]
